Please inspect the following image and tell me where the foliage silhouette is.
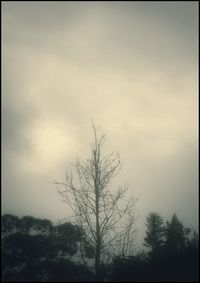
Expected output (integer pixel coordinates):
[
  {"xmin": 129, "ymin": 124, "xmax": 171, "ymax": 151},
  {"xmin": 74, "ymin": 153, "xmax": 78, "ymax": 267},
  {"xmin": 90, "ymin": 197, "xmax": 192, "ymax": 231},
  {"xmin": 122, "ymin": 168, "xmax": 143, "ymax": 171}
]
[
  {"xmin": 109, "ymin": 213, "xmax": 198, "ymax": 282},
  {"xmin": 1, "ymin": 214, "xmax": 94, "ymax": 282},
  {"xmin": 144, "ymin": 212, "xmax": 165, "ymax": 257},
  {"xmin": 165, "ymin": 213, "xmax": 190, "ymax": 255},
  {"xmin": 1, "ymin": 212, "xmax": 198, "ymax": 282}
]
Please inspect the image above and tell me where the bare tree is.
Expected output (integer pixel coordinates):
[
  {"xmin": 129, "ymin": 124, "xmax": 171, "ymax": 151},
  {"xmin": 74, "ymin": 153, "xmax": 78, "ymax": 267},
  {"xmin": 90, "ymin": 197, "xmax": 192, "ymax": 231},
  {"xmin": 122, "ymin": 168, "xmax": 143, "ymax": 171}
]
[{"xmin": 55, "ymin": 123, "xmax": 137, "ymax": 280}]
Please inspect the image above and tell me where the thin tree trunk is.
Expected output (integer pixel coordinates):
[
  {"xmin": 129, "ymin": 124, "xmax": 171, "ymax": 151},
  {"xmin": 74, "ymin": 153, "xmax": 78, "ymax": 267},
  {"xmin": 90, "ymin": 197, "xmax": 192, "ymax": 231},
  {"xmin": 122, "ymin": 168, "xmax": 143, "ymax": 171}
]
[
  {"xmin": 95, "ymin": 190, "xmax": 101, "ymax": 281},
  {"xmin": 95, "ymin": 241, "xmax": 101, "ymax": 281}
]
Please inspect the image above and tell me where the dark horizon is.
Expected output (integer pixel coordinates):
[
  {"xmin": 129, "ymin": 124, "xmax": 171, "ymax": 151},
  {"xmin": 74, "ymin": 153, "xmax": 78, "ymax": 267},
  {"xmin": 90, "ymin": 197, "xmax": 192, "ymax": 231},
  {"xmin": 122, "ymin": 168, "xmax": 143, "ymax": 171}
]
[{"xmin": 2, "ymin": 211, "xmax": 199, "ymax": 282}]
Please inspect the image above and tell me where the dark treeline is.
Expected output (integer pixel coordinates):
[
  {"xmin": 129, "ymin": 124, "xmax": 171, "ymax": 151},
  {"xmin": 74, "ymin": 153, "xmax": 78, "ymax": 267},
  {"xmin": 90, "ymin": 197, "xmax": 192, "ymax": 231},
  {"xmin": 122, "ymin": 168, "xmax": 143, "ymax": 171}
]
[
  {"xmin": 112, "ymin": 212, "xmax": 199, "ymax": 282},
  {"xmin": 1, "ymin": 212, "xmax": 199, "ymax": 282}
]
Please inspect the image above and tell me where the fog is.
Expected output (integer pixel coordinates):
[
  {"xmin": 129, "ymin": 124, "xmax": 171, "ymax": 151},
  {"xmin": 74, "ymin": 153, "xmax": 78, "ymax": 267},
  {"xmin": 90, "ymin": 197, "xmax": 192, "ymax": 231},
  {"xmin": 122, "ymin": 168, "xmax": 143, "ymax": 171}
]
[{"xmin": 2, "ymin": 2, "xmax": 198, "ymax": 248}]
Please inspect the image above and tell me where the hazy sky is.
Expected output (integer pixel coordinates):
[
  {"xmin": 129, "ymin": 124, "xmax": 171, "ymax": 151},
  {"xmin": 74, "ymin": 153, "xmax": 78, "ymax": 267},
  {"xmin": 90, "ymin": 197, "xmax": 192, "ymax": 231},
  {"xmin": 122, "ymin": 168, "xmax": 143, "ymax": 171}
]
[{"xmin": 2, "ymin": 2, "xmax": 198, "ymax": 245}]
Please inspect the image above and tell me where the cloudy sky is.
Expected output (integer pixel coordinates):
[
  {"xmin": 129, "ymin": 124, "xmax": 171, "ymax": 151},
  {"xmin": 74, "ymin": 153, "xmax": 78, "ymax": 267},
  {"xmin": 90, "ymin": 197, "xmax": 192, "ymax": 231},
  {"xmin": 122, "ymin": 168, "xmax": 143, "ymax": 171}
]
[{"xmin": 2, "ymin": 1, "xmax": 198, "ymax": 245}]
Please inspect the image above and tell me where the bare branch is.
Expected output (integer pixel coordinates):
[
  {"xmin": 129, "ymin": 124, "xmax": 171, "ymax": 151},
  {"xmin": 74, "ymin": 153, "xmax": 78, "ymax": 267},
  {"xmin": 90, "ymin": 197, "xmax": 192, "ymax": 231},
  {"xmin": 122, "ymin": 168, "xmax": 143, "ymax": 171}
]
[{"xmin": 55, "ymin": 124, "xmax": 137, "ymax": 278}]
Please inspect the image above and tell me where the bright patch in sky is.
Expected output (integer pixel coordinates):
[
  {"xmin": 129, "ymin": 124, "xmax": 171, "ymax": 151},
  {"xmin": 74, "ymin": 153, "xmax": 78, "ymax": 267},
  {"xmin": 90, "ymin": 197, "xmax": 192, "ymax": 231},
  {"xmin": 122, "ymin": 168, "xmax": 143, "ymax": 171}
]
[{"xmin": 2, "ymin": 2, "xmax": 198, "ymax": 240}]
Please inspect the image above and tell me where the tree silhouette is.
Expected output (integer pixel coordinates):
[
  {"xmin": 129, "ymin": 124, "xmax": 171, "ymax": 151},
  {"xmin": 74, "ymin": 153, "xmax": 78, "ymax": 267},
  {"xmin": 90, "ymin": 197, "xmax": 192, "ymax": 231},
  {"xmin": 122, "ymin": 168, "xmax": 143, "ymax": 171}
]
[
  {"xmin": 2, "ymin": 212, "xmax": 198, "ymax": 282},
  {"xmin": 1, "ymin": 214, "xmax": 94, "ymax": 282},
  {"xmin": 55, "ymin": 123, "xmax": 137, "ymax": 280},
  {"xmin": 18, "ymin": 216, "xmax": 53, "ymax": 235},
  {"xmin": 165, "ymin": 213, "xmax": 190, "ymax": 255},
  {"xmin": 2, "ymin": 214, "xmax": 19, "ymax": 236},
  {"xmin": 144, "ymin": 212, "xmax": 165, "ymax": 256}
]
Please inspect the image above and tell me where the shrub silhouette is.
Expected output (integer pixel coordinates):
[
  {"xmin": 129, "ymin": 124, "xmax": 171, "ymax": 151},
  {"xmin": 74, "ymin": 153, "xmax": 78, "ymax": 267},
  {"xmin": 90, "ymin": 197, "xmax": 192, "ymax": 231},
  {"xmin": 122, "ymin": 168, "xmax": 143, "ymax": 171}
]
[
  {"xmin": 1, "ymin": 214, "xmax": 94, "ymax": 282},
  {"xmin": 1, "ymin": 213, "xmax": 198, "ymax": 282}
]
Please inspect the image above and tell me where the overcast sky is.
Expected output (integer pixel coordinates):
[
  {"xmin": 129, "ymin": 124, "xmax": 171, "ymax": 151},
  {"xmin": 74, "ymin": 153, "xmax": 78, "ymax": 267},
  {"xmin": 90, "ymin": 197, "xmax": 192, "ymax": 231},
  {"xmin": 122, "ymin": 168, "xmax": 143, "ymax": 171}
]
[{"xmin": 2, "ymin": 1, "xmax": 198, "ymax": 246}]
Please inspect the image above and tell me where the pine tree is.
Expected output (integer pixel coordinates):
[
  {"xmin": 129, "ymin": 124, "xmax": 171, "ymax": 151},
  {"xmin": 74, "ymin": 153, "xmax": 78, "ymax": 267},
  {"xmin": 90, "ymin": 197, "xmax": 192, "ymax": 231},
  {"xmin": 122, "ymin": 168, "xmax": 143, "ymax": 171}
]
[
  {"xmin": 144, "ymin": 212, "xmax": 165, "ymax": 255},
  {"xmin": 165, "ymin": 213, "xmax": 190, "ymax": 254}
]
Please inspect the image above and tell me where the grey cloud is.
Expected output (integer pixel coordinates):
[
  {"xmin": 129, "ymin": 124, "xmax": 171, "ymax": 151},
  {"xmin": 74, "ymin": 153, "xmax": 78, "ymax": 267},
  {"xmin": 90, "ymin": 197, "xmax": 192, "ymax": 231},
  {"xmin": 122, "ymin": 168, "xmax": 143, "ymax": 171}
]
[
  {"xmin": 2, "ymin": 63, "xmax": 37, "ymax": 154},
  {"xmin": 3, "ymin": 1, "xmax": 197, "ymax": 74},
  {"xmin": 2, "ymin": 155, "xmax": 68, "ymax": 222},
  {"xmin": 2, "ymin": 2, "xmax": 198, "ymax": 244}
]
